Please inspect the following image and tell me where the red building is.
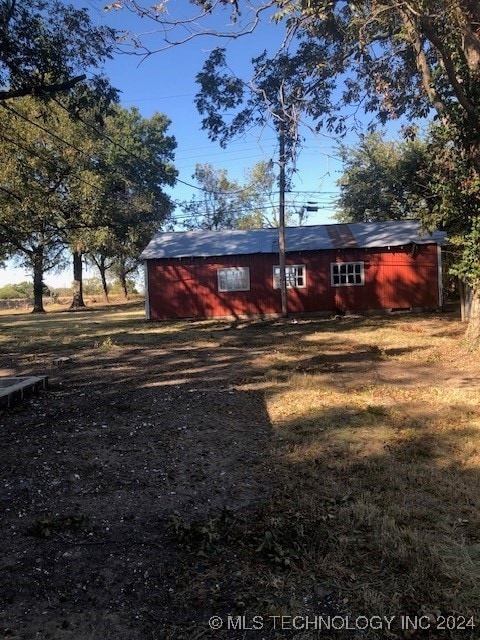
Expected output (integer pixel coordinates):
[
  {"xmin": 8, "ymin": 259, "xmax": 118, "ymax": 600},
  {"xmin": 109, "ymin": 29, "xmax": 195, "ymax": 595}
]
[{"xmin": 140, "ymin": 221, "xmax": 446, "ymax": 320}]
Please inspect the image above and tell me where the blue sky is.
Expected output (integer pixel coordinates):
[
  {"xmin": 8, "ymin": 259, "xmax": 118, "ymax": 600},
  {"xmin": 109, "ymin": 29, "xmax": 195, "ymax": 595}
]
[
  {"xmin": 95, "ymin": 1, "xmax": 349, "ymax": 222},
  {"xmin": 0, "ymin": 0, "xmax": 399, "ymax": 287}
]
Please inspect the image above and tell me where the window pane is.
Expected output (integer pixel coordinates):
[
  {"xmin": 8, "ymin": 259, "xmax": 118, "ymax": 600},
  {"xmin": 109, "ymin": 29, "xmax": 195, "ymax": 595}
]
[
  {"xmin": 273, "ymin": 265, "xmax": 305, "ymax": 288},
  {"xmin": 218, "ymin": 267, "xmax": 250, "ymax": 292},
  {"xmin": 331, "ymin": 262, "xmax": 364, "ymax": 287}
]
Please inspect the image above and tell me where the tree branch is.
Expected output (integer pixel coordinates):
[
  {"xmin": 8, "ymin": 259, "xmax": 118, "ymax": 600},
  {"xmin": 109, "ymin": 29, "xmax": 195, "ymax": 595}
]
[
  {"xmin": 398, "ymin": 6, "xmax": 447, "ymax": 116},
  {"xmin": 0, "ymin": 74, "xmax": 86, "ymax": 101},
  {"xmin": 416, "ymin": 12, "xmax": 476, "ymax": 114},
  {"xmin": 112, "ymin": 0, "xmax": 274, "ymax": 57},
  {"xmin": 452, "ymin": 2, "xmax": 480, "ymax": 75}
]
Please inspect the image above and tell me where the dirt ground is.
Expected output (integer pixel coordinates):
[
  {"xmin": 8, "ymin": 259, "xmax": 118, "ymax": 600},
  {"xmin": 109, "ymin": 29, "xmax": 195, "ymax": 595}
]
[{"xmin": 0, "ymin": 304, "xmax": 478, "ymax": 640}]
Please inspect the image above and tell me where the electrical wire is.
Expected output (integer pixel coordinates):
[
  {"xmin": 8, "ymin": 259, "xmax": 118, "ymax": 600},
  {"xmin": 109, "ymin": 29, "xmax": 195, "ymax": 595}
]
[
  {"xmin": 0, "ymin": 128, "xmax": 112, "ymax": 197},
  {"xmin": 47, "ymin": 96, "xmax": 340, "ymax": 198},
  {"xmin": 0, "ymin": 100, "xmax": 175, "ymax": 201},
  {"xmin": 1, "ymin": 97, "xmax": 341, "ymax": 210}
]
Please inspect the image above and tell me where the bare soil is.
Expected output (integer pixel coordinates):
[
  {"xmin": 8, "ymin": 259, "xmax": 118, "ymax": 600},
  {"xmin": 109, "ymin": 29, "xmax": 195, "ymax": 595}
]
[{"xmin": 0, "ymin": 304, "xmax": 479, "ymax": 640}]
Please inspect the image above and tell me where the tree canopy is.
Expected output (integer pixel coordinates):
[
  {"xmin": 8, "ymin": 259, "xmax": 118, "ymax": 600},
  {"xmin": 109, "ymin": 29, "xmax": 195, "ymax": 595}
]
[
  {"xmin": 336, "ymin": 132, "xmax": 434, "ymax": 223},
  {"xmin": 179, "ymin": 161, "xmax": 303, "ymax": 231},
  {"xmin": 0, "ymin": 0, "xmax": 116, "ymax": 101},
  {"xmin": 0, "ymin": 98, "xmax": 177, "ymax": 311},
  {"xmin": 107, "ymin": 1, "xmax": 480, "ymax": 148},
  {"xmin": 83, "ymin": 106, "xmax": 177, "ymax": 299},
  {"xmin": 195, "ymin": 44, "xmax": 337, "ymax": 164}
]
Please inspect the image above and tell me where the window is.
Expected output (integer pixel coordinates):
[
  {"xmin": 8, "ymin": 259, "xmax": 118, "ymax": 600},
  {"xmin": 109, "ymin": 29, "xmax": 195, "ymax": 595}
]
[
  {"xmin": 217, "ymin": 267, "xmax": 250, "ymax": 292},
  {"xmin": 273, "ymin": 265, "xmax": 306, "ymax": 289},
  {"xmin": 331, "ymin": 262, "xmax": 364, "ymax": 286}
]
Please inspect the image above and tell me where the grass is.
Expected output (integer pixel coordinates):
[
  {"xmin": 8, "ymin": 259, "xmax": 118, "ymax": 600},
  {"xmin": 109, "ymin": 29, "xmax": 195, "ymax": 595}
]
[
  {"xmin": 0, "ymin": 301, "xmax": 222, "ymax": 360},
  {"xmin": 267, "ymin": 380, "xmax": 480, "ymax": 614},
  {"xmin": 259, "ymin": 318, "xmax": 480, "ymax": 632},
  {"xmin": 1, "ymin": 302, "xmax": 479, "ymax": 637}
]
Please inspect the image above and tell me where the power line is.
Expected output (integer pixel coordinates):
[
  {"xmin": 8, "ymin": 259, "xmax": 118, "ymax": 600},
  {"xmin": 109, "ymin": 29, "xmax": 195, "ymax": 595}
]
[
  {"xmin": 0, "ymin": 128, "xmax": 112, "ymax": 197},
  {"xmin": 1, "ymin": 98, "xmax": 342, "ymax": 206},
  {"xmin": 1, "ymin": 99, "xmax": 177, "ymax": 202},
  {"xmin": 48, "ymin": 97, "xmax": 340, "ymax": 198},
  {"xmin": 170, "ymin": 195, "xmax": 338, "ymax": 222},
  {"xmin": 0, "ymin": 102, "xmax": 92, "ymax": 159}
]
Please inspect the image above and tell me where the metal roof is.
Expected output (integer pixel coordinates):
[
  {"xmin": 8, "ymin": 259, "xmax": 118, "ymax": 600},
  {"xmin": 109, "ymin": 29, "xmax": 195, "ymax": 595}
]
[{"xmin": 140, "ymin": 220, "xmax": 447, "ymax": 260}]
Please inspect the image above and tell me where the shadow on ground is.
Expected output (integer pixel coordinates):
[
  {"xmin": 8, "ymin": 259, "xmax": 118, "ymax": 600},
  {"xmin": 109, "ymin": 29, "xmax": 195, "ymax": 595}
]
[{"xmin": 0, "ymin": 306, "xmax": 478, "ymax": 639}]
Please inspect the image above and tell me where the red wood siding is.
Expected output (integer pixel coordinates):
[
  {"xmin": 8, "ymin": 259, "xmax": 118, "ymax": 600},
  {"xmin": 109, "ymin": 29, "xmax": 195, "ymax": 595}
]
[{"xmin": 146, "ymin": 245, "xmax": 441, "ymax": 320}]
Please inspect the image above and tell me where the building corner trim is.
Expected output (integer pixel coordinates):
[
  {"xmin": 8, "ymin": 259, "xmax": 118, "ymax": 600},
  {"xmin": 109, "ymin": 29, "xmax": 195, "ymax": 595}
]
[
  {"xmin": 144, "ymin": 261, "xmax": 150, "ymax": 320},
  {"xmin": 437, "ymin": 244, "xmax": 444, "ymax": 307}
]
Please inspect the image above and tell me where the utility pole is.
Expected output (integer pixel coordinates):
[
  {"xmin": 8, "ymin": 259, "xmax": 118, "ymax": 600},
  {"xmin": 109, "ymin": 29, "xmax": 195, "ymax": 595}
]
[{"xmin": 278, "ymin": 122, "xmax": 288, "ymax": 317}]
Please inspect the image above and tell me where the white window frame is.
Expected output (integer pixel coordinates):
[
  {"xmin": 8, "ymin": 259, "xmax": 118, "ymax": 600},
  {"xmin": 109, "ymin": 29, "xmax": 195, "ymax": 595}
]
[
  {"xmin": 217, "ymin": 267, "xmax": 250, "ymax": 292},
  {"xmin": 273, "ymin": 264, "xmax": 306, "ymax": 289},
  {"xmin": 330, "ymin": 261, "xmax": 365, "ymax": 287}
]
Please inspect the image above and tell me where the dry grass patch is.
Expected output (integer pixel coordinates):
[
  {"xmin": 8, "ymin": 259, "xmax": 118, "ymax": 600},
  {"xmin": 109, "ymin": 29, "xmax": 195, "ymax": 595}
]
[
  {"xmin": 2, "ymin": 307, "xmax": 480, "ymax": 639},
  {"xmin": 263, "ymin": 334, "xmax": 480, "ymax": 635}
]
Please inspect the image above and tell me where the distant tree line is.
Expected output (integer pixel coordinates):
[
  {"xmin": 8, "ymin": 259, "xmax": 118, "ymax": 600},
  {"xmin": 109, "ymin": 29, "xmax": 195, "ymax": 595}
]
[
  {"xmin": 0, "ymin": 278, "xmax": 140, "ymax": 302},
  {"xmin": 0, "ymin": 99, "xmax": 177, "ymax": 312},
  {"xmin": 0, "ymin": 0, "xmax": 177, "ymax": 313}
]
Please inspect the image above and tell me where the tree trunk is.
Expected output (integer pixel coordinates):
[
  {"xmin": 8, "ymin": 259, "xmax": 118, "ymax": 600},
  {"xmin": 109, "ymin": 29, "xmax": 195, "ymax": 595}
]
[
  {"xmin": 465, "ymin": 286, "xmax": 480, "ymax": 349},
  {"xmin": 69, "ymin": 251, "xmax": 86, "ymax": 310},
  {"xmin": 459, "ymin": 279, "xmax": 472, "ymax": 321},
  {"xmin": 99, "ymin": 261, "xmax": 110, "ymax": 303},
  {"xmin": 32, "ymin": 249, "xmax": 45, "ymax": 314},
  {"xmin": 121, "ymin": 272, "xmax": 129, "ymax": 299},
  {"xmin": 91, "ymin": 253, "xmax": 111, "ymax": 302},
  {"xmin": 118, "ymin": 261, "xmax": 129, "ymax": 299}
]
